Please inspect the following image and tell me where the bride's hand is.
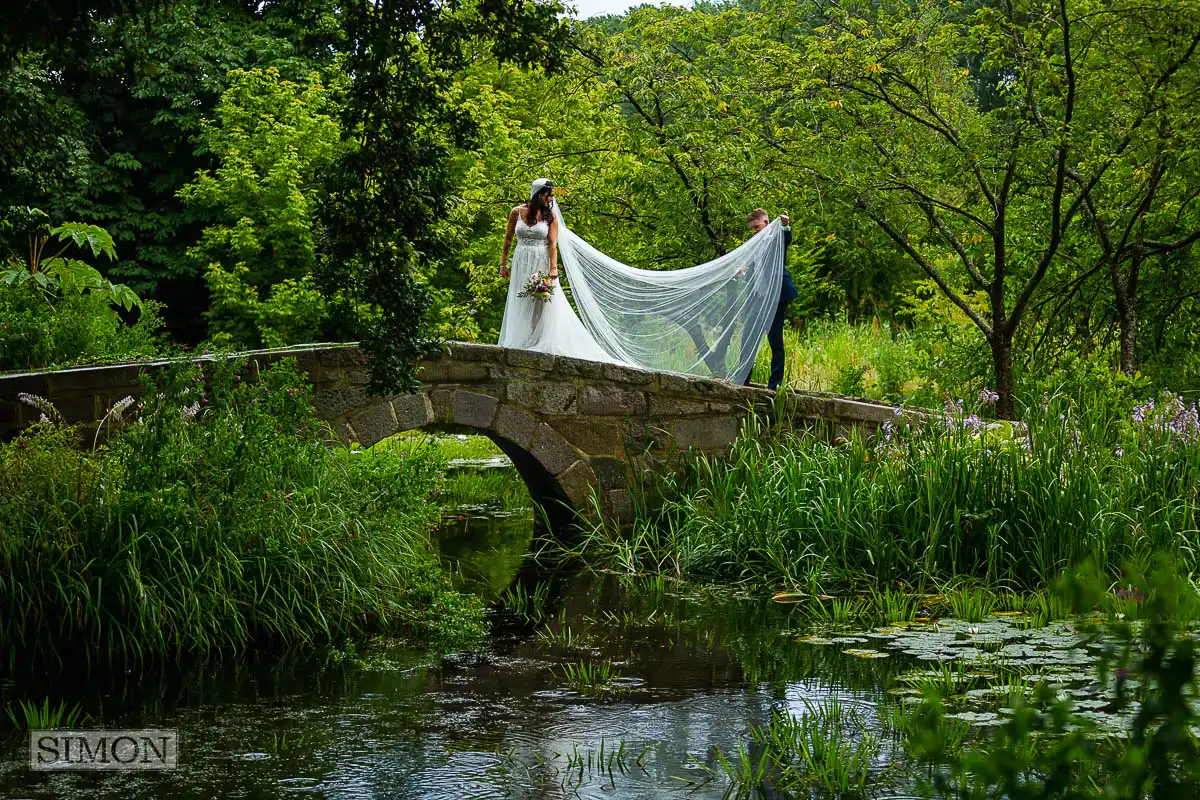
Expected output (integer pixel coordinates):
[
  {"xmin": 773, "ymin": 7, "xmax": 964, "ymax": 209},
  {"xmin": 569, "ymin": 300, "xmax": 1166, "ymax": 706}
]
[{"xmin": 500, "ymin": 267, "xmax": 510, "ymax": 278}]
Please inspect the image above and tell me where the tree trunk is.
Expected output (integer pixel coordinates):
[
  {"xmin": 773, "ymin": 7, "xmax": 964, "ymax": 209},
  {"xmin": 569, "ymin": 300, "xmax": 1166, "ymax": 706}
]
[
  {"xmin": 1116, "ymin": 250, "xmax": 1143, "ymax": 377},
  {"xmin": 991, "ymin": 334, "xmax": 1015, "ymax": 420},
  {"xmin": 1118, "ymin": 303, "xmax": 1138, "ymax": 377}
]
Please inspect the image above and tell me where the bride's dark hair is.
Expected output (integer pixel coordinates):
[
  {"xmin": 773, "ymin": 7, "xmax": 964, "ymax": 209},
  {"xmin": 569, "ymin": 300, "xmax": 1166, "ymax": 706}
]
[{"xmin": 524, "ymin": 185, "xmax": 554, "ymax": 225}]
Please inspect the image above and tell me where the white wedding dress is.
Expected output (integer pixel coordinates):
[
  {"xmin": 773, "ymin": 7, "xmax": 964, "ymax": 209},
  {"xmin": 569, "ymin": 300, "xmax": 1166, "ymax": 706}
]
[
  {"xmin": 499, "ymin": 202, "xmax": 789, "ymax": 385},
  {"xmin": 498, "ymin": 215, "xmax": 618, "ymax": 363}
]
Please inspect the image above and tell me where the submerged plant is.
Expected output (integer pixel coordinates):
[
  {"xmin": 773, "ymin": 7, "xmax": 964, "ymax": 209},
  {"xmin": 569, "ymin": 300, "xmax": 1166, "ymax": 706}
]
[{"xmin": 562, "ymin": 737, "xmax": 650, "ymax": 782}]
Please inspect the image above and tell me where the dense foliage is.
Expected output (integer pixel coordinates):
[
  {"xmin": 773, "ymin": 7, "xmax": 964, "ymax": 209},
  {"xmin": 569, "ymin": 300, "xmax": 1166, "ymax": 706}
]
[{"xmin": 0, "ymin": 359, "xmax": 485, "ymax": 668}]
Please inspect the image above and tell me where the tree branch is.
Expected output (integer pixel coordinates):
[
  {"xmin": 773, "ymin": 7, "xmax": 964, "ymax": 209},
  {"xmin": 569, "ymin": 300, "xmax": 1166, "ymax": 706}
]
[{"xmin": 857, "ymin": 199, "xmax": 994, "ymax": 338}]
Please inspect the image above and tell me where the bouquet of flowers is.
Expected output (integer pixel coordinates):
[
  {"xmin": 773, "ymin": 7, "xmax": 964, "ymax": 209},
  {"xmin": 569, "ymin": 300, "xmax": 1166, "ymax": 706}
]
[{"xmin": 517, "ymin": 271, "xmax": 556, "ymax": 302}]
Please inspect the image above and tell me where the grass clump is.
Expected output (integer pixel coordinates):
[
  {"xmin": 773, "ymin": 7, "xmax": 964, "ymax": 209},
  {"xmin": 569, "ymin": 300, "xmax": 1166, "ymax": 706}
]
[
  {"xmin": 0, "ymin": 356, "xmax": 484, "ymax": 670},
  {"xmin": 556, "ymin": 661, "xmax": 625, "ymax": 695},
  {"xmin": 697, "ymin": 697, "xmax": 883, "ymax": 798},
  {"xmin": 5, "ymin": 698, "xmax": 89, "ymax": 730}
]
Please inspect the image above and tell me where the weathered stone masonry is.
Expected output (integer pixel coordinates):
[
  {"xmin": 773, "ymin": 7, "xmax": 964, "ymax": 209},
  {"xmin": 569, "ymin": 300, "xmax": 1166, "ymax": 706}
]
[{"xmin": 0, "ymin": 342, "xmax": 903, "ymax": 525}]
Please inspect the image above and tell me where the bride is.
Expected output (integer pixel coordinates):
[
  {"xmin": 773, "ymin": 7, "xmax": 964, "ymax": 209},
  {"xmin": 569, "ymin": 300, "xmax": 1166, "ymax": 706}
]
[
  {"xmin": 497, "ymin": 177, "xmax": 789, "ymax": 385},
  {"xmin": 497, "ymin": 178, "xmax": 618, "ymax": 363}
]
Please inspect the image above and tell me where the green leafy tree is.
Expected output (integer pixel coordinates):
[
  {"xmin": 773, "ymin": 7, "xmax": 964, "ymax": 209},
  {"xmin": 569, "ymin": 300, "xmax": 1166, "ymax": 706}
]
[
  {"xmin": 1064, "ymin": 11, "xmax": 1200, "ymax": 378},
  {"xmin": 779, "ymin": 0, "xmax": 1200, "ymax": 417},
  {"xmin": 434, "ymin": 55, "xmax": 639, "ymax": 341},
  {"xmin": 443, "ymin": 7, "xmax": 912, "ymax": 352},
  {"xmin": 1, "ymin": 0, "xmax": 342, "ymax": 343},
  {"xmin": 0, "ymin": 54, "xmax": 92, "ymax": 215},
  {"xmin": 179, "ymin": 67, "xmax": 343, "ymax": 348},
  {"xmin": 315, "ymin": 0, "xmax": 569, "ymax": 395}
]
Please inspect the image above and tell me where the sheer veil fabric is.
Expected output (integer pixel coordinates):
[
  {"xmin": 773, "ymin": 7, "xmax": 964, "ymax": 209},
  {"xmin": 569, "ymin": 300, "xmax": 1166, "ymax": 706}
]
[{"xmin": 498, "ymin": 197, "xmax": 788, "ymax": 386}]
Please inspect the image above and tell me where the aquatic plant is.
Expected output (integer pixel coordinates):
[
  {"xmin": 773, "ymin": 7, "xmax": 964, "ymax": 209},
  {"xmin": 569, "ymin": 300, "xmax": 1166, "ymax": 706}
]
[
  {"xmin": 943, "ymin": 587, "xmax": 1000, "ymax": 623},
  {"xmin": 555, "ymin": 661, "xmax": 625, "ymax": 695},
  {"xmin": 562, "ymin": 737, "xmax": 650, "ymax": 782},
  {"xmin": 1020, "ymin": 591, "xmax": 1074, "ymax": 629},
  {"xmin": 4, "ymin": 698, "xmax": 88, "ymax": 730},
  {"xmin": 908, "ymin": 562, "xmax": 1200, "ymax": 796},
  {"xmin": 270, "ymin": 733, "xmax": 305, "ymax": 753},
  {"xmin": 536, "ymin": 624, "xmax": 577, "ymax": 649},
  {"xmin": 805, "ymin": 595, "xmax": 871, "ymax": 626},
  {"xmin": 902, "ymin": 661, "xmax": 974, "ymax": 698},
  {"xmin": 500, "ymin": 580, "xmax": 552, "ymax": 624},
  {"xmin": 699, "ymin": 696, "xmax": 884, "ymax": 797},
  {"xmin": 870, "ymin": 587, "xmax": 922, "ymax": 624}
]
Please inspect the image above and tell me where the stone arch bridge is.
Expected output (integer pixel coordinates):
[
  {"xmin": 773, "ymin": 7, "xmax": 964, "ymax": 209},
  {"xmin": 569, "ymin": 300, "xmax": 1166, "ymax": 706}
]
[{"xmin": 0, "ymin": 343, "xmax": 901, "ymax": 525}]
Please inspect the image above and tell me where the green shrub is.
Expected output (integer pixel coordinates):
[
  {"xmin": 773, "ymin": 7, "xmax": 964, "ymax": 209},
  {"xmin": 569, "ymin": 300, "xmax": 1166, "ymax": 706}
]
[
  {"xmin": 834, "ymin": 362, "xmax": 868, "ymax": 397},
  {"xmin": 0, "ymin": 289, "xmax": 164, "ymax": 371}
]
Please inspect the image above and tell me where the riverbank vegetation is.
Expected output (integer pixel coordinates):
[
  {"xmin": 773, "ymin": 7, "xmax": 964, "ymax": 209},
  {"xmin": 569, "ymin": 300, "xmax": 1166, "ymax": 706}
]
[
  {"xmin": 567, "ymin": 391, "xmax": 1200, "ymax": 594},
  {"xmin": 0, "ymin": 358, "xmax": 486, "ymax": 670}
]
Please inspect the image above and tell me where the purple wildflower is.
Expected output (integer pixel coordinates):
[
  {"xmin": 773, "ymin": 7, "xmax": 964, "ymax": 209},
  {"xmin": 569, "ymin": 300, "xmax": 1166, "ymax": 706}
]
[{"xmin": 979, "ymin": 388, "xmax": 1000, "ymax": 407}]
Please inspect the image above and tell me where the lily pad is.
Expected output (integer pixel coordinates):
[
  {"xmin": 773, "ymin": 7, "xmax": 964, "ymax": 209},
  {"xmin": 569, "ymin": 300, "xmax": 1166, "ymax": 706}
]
[
  {"xmin": 843, "ymin": 648, "xmax": 890, "ymax": 659},
  {"xmin": 796, "ymin": 636, "xmax": 835, "ymax": 645},
  {"xmin": 946, "ymin": 711, "xmax": 1002, "ymax": 724}
]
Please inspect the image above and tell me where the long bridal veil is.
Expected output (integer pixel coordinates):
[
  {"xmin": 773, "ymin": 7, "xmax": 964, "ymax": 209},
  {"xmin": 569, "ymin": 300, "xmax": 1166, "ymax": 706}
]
[{"xmin": 552, "ymin": 202, "xmax": 786, "ymax": 386}]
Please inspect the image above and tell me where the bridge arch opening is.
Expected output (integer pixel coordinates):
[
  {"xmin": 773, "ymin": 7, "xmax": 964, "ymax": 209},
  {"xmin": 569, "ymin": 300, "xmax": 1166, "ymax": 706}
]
[{"xmin": 336, "ymin": 390, "xmax": 598, "ymax": 531}]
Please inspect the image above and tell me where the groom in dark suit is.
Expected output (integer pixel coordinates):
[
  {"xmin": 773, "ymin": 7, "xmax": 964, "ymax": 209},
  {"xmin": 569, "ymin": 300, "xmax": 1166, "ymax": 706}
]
[{"xmin": 746, "ymin": 208, "xmax": 798, "ymax": 391}]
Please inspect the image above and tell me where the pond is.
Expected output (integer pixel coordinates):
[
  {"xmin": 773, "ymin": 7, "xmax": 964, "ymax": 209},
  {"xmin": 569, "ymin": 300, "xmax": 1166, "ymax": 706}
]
[{"xmin": 0, "ymin": 438, "xmax": 1155, "ymax": 799}]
